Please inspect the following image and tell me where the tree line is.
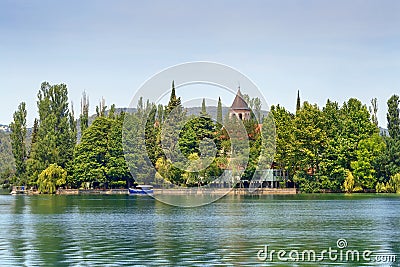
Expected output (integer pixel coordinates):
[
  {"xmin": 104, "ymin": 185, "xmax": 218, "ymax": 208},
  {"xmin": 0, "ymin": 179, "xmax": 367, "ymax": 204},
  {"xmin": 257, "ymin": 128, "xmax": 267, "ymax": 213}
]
[
  {"xmin": 271, "ymin": 93, "xmax": 400, "ymax": 193},
  {"xmin": 5, "ymin": 81, "xmax": 400, "ymax": 193}
]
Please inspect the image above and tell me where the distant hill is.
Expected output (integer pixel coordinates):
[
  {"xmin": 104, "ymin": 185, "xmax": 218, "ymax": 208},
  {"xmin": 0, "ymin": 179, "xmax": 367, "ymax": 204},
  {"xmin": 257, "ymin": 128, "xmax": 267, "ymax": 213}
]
[
  {"xmin": 0, "ymin": 124, "xmax": 10, "ymax": 133},
  {"xmin": 0, "ymin": 131, "xmax": 15, "ymax": 174},
  {"xmin": 184, "ymin": 106, "xmax": 268, "ymax": 119},
  {"xmin": 379, "ymin": 127, "xmax": 389, "ymax": 136},
  {"xmin": 185, "ymin": 106, "xmax": 230, "ymax": 118}
]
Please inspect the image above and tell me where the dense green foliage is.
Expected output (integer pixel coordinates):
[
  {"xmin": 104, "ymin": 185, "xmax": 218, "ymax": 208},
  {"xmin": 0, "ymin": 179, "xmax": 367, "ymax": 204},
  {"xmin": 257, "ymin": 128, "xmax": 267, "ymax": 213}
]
[
  {"xmin": 73, "ymin": 111, "xmax": 132, "ymax": 189},
  {"xmin": 26, "ymin": 82, "xmax": 76, "ymax": 185},
  {"xmin": 272, "ymin": 96, "xmax": 400, "ymax": 193},
  {"xmin": 9, "ymin": 102, "xmax": 27, "ymax": 181},
  {"xmin": 6, "ymin": 81, "xmax": 400, "ymax": 194},
  {"xmin": 387, "ymin": 95, "xmax": 400, "ymax": 139},
  {"xmin": 0, "ymin": 131, "xmax": 15, "ymax": 186}
]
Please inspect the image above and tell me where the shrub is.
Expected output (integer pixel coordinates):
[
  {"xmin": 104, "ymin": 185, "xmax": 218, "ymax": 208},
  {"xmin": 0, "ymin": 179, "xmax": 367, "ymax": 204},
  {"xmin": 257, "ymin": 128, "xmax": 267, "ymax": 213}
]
[
  {"xmin": 343, "ymin": 170, "xmax": 355, "ymax": 193},
  {"xmin": 388, "ymin": 173, "xmax": 400, "ymax": 193}
]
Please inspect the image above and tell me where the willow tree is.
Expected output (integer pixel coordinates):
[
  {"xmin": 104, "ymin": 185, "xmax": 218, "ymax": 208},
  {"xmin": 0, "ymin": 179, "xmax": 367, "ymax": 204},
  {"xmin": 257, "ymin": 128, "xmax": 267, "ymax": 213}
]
[{"xmin": 37, "ymin": 163, "xmax": 66, "ymax": 194}]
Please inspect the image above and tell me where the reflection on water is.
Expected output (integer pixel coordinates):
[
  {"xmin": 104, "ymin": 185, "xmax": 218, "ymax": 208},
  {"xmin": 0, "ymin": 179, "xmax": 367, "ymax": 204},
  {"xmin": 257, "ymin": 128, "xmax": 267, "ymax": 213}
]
[{"xmin": 0, "ymin": 194, "xmax": 399, "ymax": 266}]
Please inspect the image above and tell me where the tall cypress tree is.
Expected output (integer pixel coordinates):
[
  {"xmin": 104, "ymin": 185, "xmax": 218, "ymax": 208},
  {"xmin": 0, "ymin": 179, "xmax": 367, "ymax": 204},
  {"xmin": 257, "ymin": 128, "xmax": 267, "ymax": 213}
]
[
  {"xmin": 387, "ymin": 94, "xmax": 400, "ymax": 139},
  {"xmin": 201, "ymin": 98, "xmax": 207, "ymax": 116},
  {"xmin": 161, "ymin": 82, "xmax": 185, "ymax": 184},
  {"xmin": 165, "ymin": 80, "xmax": 182, "ymax": 115},
  {"xmin": 217, "ymin": 97, "xmax": 223, "ymax": 125},
  {"xmin": 296, "ymin": 90, "xmax": 301, "ymax": 112},
  {"xmin": 10, "ymin": 102, "xmax": 27, "ymax": 181}
]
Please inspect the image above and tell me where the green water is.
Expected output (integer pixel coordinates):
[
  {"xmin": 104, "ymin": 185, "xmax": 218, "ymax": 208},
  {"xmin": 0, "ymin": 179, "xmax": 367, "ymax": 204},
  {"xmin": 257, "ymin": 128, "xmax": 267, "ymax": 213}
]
[{"xmin": 0, "ymin": 194, "xmax": 399, "ymax": 266}]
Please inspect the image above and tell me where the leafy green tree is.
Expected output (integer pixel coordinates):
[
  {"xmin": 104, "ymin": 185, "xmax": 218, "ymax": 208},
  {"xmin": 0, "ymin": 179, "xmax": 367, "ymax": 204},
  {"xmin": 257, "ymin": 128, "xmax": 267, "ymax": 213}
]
[
  {"xmin": 387, "ymin": 94, "xmax": 400, "ymax": 139},
  {"xmin": 270, "ymin": 105, "xmax": 296, "ymax": 177},
  {"xmin": 340, "ymin": 98, "xmax": 376, "ymax": 167},
  {"xmin": 377, "ymin": 95, "xmax": 400, "ymax": 182},
  {"xmin": 123, "ymin": 102, "xmax": 157, "ymax": 185},
  {"xmin": 179, "ymin": 126, "xmax": 198, "ymax": 157},
  {"xmin": 9, "ymin": 102, "xmax": 27, "ymax": 181},
  {"xmin": 351, "ymin": 134, "xmax": 385, "ymax": 189},
  {"xmin": 177, "ymin": 114, "xmax": 223, "ymax": 185},
  {"xmin": 272, "ymin": 97, "xmax": 378, "ymax": 192},
  {"xmin": 37, "ymin": 163, "xmax": 67, "ymax": 194},
  {"xmin": 294, "ymin": 102, "xmax": 326, "ymax": 177},
  {"xmin": 73, "ymin": 116, "xmax": 111, "ymax": 187},
  {"xmin": 106, "ymin": 112, "xmax": 133, "ymax": 187},
  {"xmin": 27, "ymin": 82, "xmax": 75, "ymax": 183},
  {"xmin": 0, "ymin": 131, "xmax": 15, "ymax": 184},
  {"xmin": 320, "ymin": 100, "xmax": 345, "ymax": 190},
  {"xmin": 382, "ymin": 138, "xmax": 400, "ymax": 178}
]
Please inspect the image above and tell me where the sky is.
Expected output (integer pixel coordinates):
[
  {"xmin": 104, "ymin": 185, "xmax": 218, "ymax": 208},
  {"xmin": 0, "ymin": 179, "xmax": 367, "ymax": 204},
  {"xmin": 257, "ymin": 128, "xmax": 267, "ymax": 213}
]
[{"xmin": 0, "ymin": 0, "xmax": 399, "ymax": 127}]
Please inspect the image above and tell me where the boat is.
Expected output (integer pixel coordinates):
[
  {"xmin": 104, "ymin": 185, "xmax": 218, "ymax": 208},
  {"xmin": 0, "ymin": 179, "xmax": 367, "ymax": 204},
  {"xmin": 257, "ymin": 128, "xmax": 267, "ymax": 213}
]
[
  {"xmin": 128, "ymin": 185, "xmax": 154, "ymax": 195},
  {"xmin": 10, "ymin": 186, "xmax": 26, "ymax": 195}
]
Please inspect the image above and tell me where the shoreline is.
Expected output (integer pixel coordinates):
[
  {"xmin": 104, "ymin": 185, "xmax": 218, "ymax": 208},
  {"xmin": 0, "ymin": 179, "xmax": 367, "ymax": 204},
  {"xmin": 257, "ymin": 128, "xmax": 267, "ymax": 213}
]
[{"xmin": 13, "ymin": 188, "xmax": 298, "ymax": 196}]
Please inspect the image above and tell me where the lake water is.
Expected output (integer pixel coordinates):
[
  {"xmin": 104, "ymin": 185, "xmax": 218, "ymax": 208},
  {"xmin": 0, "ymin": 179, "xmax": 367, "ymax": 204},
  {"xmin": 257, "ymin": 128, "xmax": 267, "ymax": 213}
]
[{"xmin": 0, "ymin": 194, "xmax": 399, "ymax": 266}]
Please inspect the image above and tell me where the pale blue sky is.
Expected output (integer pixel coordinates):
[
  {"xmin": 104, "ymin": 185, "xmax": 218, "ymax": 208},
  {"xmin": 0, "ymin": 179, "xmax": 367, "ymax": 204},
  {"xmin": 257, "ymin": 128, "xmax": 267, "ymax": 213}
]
[{"xmin": 1, "ymin": 0, "xmax": 399, "ymax": 127}]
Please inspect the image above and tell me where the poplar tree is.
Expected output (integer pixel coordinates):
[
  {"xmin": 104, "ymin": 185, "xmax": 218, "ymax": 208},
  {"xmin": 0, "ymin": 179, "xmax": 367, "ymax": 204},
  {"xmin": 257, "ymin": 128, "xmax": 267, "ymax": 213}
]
[
  {"xmin": 369, "ymin": 98, "xmax": 378, "ymax": 127},
  {"xmin": 10, "ymin": 102, "xmax": 27, "ymax": 181},
  {"xmin": 387, "ymin": 94, "xmax": 400, "ymax": 139},
  {"xmin": 80, "ymin": 91, "xmax": 89, "ymax": 134},
  {"xmin": 27, "ymin": 82, "xmax": 75, "ymax": 182}
]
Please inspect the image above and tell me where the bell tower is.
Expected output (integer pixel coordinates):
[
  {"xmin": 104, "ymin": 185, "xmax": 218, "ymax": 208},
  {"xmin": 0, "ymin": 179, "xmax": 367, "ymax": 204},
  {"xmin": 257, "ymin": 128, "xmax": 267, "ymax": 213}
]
[{"xmin": 229, "ymin": 87, "xmax": 251, "ymax": 120}]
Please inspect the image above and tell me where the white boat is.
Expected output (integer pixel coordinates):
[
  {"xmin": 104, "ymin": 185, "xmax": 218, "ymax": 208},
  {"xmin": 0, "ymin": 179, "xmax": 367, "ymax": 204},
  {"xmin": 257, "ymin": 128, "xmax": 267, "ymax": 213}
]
[{"xmin": 128, "ymin": 185, "xmax": 154, "ymax": 195}]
